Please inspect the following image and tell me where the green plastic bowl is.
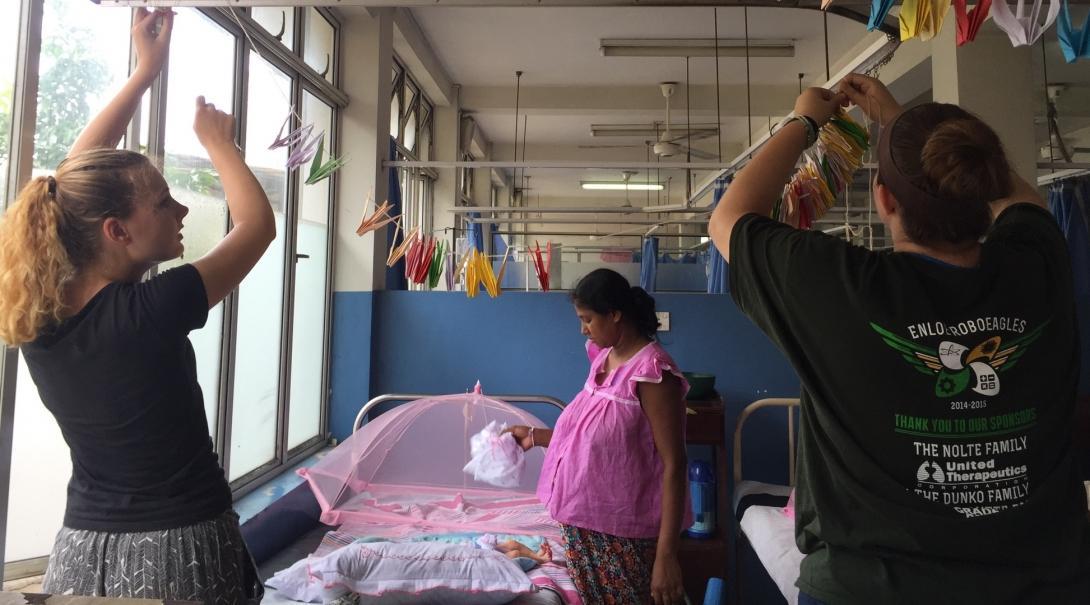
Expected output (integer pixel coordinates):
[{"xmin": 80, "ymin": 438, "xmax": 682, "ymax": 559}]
[{"xmin": 683, "ymin": 372, "xmax": 716, "ymax": 400}]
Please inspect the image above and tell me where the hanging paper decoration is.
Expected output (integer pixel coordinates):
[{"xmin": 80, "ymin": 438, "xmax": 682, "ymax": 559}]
[
  {"xmin": 305, "ymin": 134, "xmax": 348, "ymax": 185},
  {"xmin": 270, "ymin": 114, "xmax": 322, "ymax": 170},
  {"xmin": 356, "ymin": 195, "xmax": 401, "ymax": 236},
  {"xmin": 775, "ymin": 111, "xmax": 870, "ymax": 230},
  {"xmin": 386, "ymin": 221, "xmax": 419, "ymax": 267},
  {"xmin": 495, "ymin": 247, "xmax": 512, "ymax": 289},
  {"xmin": 405, "ymin": 235, "xmax": 437, "ymax": 284},
  {"xmin": 989, "ymin": 0, "xmax": 1061, "ymax": 46},
  {"xmin": 465, "ymin": 249, "xmax": 501, "ymax": 299},
  {"xmin": 444, "ymin": 248, "xmax": 456, "ymax": 291},
  {"xmin": 1057, "ymin": 0, "xmax": 1090, "ymax": 62},
  {"xmin": 900, "ymin": 0, "xmax": 952, "ymax": 41},
  {"xmin": 868, "ymin": 0, "xmax": 897, "ymax": 31},
  {"xmin": 427, "ymin": 240, "xmax": 447, "ymax": 289},
  {"xmin": 530, "ymin": 241, "xmax": 552, "ymax": 292},
  {"xmin": 953, "ymin": 0, "xmax": 993, "ymax": 46}
]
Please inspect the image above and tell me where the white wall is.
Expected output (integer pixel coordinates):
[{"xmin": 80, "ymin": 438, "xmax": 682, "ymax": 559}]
[{"xmin": 334, "ymin": 10, "xmax": 390, "ymax": 292}]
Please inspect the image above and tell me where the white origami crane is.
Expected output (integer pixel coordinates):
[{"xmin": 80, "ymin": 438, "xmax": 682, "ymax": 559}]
[{"xmin": 989, "ymin": 0, "xmax": 1062, "ymax": 46}]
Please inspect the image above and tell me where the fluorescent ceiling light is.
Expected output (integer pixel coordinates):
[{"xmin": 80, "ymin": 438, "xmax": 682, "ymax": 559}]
[
  {"xmin": 590, "ymin": 124, "xmax": 719, "ymax": 138},
  {"xmin": 643, "ymin": 203, "xmax": 691, "ymax": 212},
  {"xmin": 581, "ymin": 182, "xmax": 664, "ymax": 191},
  {"xmin": 601, "ymin": 38, "xmax": 795, "ymax": 58}
]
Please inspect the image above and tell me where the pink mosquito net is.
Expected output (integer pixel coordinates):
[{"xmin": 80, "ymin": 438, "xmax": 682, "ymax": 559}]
[{"xmin": 299, "ymin": 393, "xmax": 551, "ymax": 530}]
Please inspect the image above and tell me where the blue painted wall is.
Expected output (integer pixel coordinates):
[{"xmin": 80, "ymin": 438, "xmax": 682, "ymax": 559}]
[{"xmin": 329, "ymin": 291, "xmax": 374, "ymax": 442}]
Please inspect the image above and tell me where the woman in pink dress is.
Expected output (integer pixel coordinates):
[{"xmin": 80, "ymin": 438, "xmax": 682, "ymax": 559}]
[{"xmin": 509, "ymin": 268, "xmax": 691, "ymax": 605}]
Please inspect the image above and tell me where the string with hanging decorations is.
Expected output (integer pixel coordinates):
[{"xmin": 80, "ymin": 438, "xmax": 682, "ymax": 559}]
[
  {"xmin": 862, "ymin": 0, "xmax": 1082, "ymax": 62},
  {"xmin": 764, "ymin": 3, "xmax": 872, "ymax": 229}
]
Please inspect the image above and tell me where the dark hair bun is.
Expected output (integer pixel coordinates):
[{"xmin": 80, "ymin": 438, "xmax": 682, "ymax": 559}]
[
  {"xmin": 628, "ymin": 286, "xmax": 660, "ymax": 340},
  {"xmin": 921, "ymin": 118, "xmax": 1011, "ymax": 207},
  {"xmin": 888, "ymin": 104, "xmax": 1011, "ymax": 245}
]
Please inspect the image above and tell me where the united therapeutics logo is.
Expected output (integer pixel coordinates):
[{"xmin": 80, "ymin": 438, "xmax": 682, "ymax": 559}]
[{"xmin": 870, "ymin": 322, "xmax": 1048, "ymax": 398}]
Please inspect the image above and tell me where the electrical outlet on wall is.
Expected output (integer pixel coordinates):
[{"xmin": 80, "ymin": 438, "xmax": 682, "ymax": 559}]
[{"xmin": 656, "ymin": 311, "xmax": 671, "ymax": 332}]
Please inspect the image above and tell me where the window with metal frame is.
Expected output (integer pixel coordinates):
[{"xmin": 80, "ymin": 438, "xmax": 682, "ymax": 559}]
[
  {"xmin": 229, "ymin": 50, "xmax": 291, "ymax": 483},
  {"xmin": 390, "ymin": 57, "xmax": 435, "ymax": 287},
  {"xmin": 158, "ymin": 8, "xmax": 236, "ymax": 436},
  {"xmin": 5, "ymin": 0, "xmax": 132, "ymax": 575},
  {"xmin": 0, "ymin": 2, "xmax": 18, "ymax": 202},
  {"xmin": 251, "ymin": 6, "xmax": 295, "ymax": 52}
]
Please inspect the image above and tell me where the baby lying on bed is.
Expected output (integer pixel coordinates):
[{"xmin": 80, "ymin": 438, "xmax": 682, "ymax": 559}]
[
  {"xmin": 349, "ymin": 532, "xmax": 556, "ymax": 571},
  {"xmin": 477, "ymin": 534, "xmax": 555, "ymax": 571}
]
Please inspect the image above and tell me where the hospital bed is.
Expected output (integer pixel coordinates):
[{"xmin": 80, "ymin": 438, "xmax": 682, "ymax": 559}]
[
  {"xmin": 731, "ymin": 398, "xmax": 802, "ymax": 605},
  {"xmin": 257, "ymin": 392, "xmax": 575, "ymax": 605}
]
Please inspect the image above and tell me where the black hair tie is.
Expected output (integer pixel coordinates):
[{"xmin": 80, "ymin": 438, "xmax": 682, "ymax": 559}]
[{"xmin": 46, "ymin": 176, "xmax": 57, "ymax": 199}]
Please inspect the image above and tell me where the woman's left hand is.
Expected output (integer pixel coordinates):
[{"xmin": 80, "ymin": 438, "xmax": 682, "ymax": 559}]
[
  {"xmin": 132, "ymin": 8, "xmax": 174, "ymax": 86},
  {"xmin": 793, "ymin": 86, "xmax": 849, "ymax": 128},
  {"xmin": 650, "ymin": 554, "xmax": 686, "ymax": 605}
]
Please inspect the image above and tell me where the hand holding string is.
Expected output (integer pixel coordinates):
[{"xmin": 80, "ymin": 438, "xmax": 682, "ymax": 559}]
[
  {"xmin": 132, "ymin": 8, "xmax": 174, "ymax": 87},
  {"xmin": 793, "ymin": 87, "xmax": 849, "ymax": 128},
  {"xmin": 837, "ymin": 74, "xmax": 902, "ymax": 127}
]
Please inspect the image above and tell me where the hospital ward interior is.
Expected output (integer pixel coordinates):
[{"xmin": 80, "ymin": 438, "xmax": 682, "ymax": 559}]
[{"xmin": 0, "ymin": 0, "xmax": 1089, "ymax": 604}]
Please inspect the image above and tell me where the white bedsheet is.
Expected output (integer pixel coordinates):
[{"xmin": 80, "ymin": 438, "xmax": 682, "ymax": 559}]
[{"xmin": 739, "ymin": 505, "xmax": 804, "ymax": 605}]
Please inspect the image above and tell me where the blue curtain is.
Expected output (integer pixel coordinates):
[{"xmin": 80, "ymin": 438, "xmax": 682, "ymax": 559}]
[
  {"xmin": 706, "ymin": 178, "xmax": 730, "ymax": 294},
  {"xmin": 640, "ymin": 237, "xmax": 659, "ymax": 292},
  {"xmin": 385, "ymin": 137, "xmax": 407, "ymax": 291},
  {"xmin": 465, "ymin": 213, "xmax": 485, "ymax": 252},
  {"xmin": 1050, "ymin": 178, "xmax": 1090, "ymax": 395}
]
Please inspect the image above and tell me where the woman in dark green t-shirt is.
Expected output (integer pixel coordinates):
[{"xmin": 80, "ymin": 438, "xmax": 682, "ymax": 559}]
[{"xmin": 709, "ymin": 76, "xmax": 1090, "ymax": 604}]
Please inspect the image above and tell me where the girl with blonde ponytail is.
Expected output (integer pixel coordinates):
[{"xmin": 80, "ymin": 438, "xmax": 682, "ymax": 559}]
[{"xmin": 0, "ymin": 9, "xmax": 275, "ymax": 604}]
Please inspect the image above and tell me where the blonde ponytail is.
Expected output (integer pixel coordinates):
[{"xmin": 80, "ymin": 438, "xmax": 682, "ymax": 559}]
[
  {"xmin": 0, "ymin": 177, "xmax": 75, "ymax": 345},
  {"xmin": 0, "ymin": 148, "xmax": 150, "ymax": 345}
]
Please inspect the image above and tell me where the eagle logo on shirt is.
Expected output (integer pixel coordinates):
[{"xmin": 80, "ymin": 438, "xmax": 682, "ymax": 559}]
[{"xmin": 869, "ymin": 322, "xmax": 1048, "ymax": 398}]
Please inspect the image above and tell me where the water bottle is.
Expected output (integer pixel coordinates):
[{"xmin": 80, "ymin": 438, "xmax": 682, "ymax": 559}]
[
  {"xmin": 686, "ymin": 459, "xmax": 715, "ymax": 538},
  {"xmin": 703, "ymin": 577, "xmax": 724, "ymax": 605}
]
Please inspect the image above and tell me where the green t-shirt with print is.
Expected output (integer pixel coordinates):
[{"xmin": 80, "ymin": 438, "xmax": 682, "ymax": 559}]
[{"xmin": 730, "ymin": 204, "xmax": 1090, "ymax": 604}]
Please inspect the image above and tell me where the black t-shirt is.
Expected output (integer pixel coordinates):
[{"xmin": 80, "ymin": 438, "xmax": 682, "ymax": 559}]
[
  {"xmin": 21, "ymin": 264, "xmax": 231, "ymax": 532},
  {"xmin": 730, "ymin": 204, "xmax": 1090, "ymax": 604}
]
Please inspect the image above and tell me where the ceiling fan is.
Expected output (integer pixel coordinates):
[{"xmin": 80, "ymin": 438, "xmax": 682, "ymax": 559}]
[
  {"xmin": 578, "ymin": 83, "xmax": 718, "ymax": 160},
  {"xmin": 652, "ymin": 82, "xmax": 717, "ymax": 160}
]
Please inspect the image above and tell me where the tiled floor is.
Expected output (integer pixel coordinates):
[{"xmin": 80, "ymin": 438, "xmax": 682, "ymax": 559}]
[{"xmin": 2, "ymin": 576, "xmax": 43, "ymax": 593}]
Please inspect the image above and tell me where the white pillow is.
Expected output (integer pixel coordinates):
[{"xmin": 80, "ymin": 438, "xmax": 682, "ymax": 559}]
[{"xmin": 267, "ymin": 541, "xmax": 535, "ymax": 604}]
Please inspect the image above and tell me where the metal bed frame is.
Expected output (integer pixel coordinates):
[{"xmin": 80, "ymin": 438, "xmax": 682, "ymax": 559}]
[
  {"xmin": 731, "ymin": 397, "xmax": 801, "ymax": 605},
  {"xmin": 732, "ymin": 398, "xmax": 801, "ymax": 488}
]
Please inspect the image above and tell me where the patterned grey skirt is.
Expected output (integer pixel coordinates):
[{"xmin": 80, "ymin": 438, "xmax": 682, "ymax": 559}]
[{"xmin": 41, "ymin": 510, "xmax": 263, "ymax": 605}]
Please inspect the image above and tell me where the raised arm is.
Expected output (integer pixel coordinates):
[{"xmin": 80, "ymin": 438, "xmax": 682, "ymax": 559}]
[
  {"xmin": 708, "ymin": 87, "xmax": 847, "ymax": 262},
  {"xmin": 69, "ymin": 8, "xmax": 173, "ymax": 157},
  {"xmin": 990, "ymin": 171, "xmax": 1047, "ymax": 219},
  {"xmin": 190, "ymin": 97, "xmax": 276, "ymax": 308}
]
